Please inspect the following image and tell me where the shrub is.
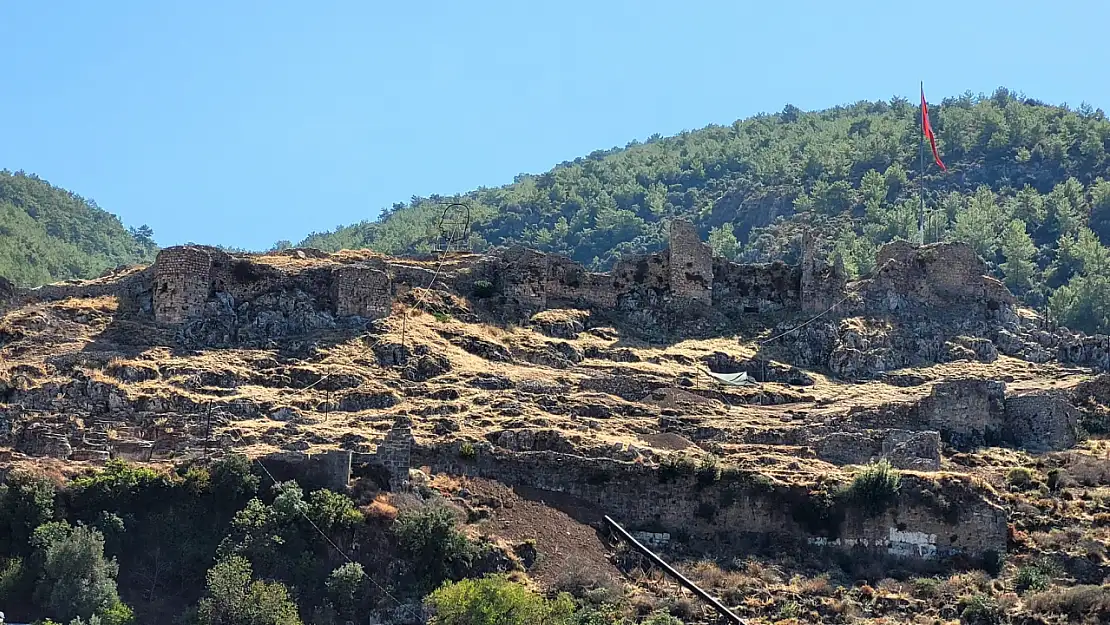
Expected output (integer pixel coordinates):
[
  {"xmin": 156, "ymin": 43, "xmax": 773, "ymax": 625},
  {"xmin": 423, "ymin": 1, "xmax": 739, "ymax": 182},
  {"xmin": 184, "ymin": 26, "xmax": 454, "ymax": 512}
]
[
  {"xmin": 307, "ymin": 489, "xmax": 363, "ymax": 532},
  {"xmin": 209, "ymin": 454, "xmax": 261, "ymax": 501},
  {"xmin": 1025, "ymin": 584, "xmax": 1110, "ymax": 620},
  {"xmin": 659, "ymin": 454, "xmax": 697, "ymax": 483},
  {"xmin": 326, "ymin": 562, "xmax": 366, "ymax": 620},
  {"xmin": 844, "ymin": 460, "xmax": 901, "ymax": 515},
  {"xmin": 639, "ymin": 612, "xmax": 679, "ymax": 625},
  {"xmin": 459, "ymin": 442, "xmax": 477, "ymax": 459},
  {"xmin": 472, "ymin": 280, "xmax": 496, "ymax": 299},
  {"xmin": 425, "ymin": 575, "xmax": 574, "ymax": 625},
  {"xmin": 393, "ymin": 504, "xmax": 476, "ymax": 590},
  {"xmin": 695, "ymin": 455, "xmax": 721, "ymax": 486},
  {"xmin": 910, "ymin": 576, "xmax": 941, "ymax": 598},
  {"xmin": 1013, "ymin": 559, "xmax": 1057, "ymax": 594},
  {"xmin": 640, "ymin": 610, "xmax": 684, "ymax": 625},
  {"xmin": 196, "ymin": 556, "xmax": 302, "ymax": 625},
  {"xmin": 1005, "ymin": 467, "xmax": 1040, "ymax": 490},
  {"xmin": 553, "ymin": 565, "xmax": 622, "ymax": 604},
  {"xmin": 958, "ymin": 594, "xmax": 1005, "ymax": 625}
]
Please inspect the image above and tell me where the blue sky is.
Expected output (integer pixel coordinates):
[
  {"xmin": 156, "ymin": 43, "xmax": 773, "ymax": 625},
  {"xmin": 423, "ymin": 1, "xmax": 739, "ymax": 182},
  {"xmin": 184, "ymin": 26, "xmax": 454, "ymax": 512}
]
[{"xmin": 2, "ymin": 1, "xmax": 1108, "ymax": 250}]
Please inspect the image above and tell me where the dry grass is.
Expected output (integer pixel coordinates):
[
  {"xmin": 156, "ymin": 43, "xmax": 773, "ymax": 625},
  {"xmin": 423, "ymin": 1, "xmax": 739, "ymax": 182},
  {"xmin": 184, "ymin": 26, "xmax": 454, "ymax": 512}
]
[{"xmin": 362, "ymin": 493, "xmax": 398, "ymax": 523}]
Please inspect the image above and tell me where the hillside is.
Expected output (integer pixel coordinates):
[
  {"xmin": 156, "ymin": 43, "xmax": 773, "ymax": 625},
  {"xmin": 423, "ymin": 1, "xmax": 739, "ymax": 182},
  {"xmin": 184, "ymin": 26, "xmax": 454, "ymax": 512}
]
[
  {"xmin": 2, "ymin": 228, "xmax": 1110, "ymax": 623},
  {"xmin": 0, "ymin": 170, "xmax": 157, "ymax": 287},
  {"xmin": 299, "ymin": 88, "xmax": 1110, "ymax": 333}
]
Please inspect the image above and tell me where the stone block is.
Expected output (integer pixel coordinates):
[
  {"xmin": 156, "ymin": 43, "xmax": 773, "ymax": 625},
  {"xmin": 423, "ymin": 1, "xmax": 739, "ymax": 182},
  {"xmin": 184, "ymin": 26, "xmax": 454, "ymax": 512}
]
[
  {"xmin": 331, "ymin": 264, "xmax": 393, "ymax": 319},
  {"xmin": 668, "ymin": 219, "xmax": 712, "ymax": 304},
  {"xmin": 1004, "ymin": 393, "xmax": 1080, "ymax": 452}
]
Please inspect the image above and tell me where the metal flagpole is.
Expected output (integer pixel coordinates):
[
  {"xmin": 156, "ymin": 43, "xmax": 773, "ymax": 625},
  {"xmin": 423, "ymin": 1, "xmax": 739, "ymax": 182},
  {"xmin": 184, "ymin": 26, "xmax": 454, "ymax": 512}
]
[{"xmin": 919, "ymin": 81, "xmax": 926, "ymax": 245}]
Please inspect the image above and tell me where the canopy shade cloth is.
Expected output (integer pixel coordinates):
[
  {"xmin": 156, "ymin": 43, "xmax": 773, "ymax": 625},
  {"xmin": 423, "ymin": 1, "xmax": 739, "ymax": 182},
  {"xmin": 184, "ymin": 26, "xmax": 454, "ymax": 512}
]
[{"xmin": 702, "ymin": 369, "xmax": 758, "ymax": 387}]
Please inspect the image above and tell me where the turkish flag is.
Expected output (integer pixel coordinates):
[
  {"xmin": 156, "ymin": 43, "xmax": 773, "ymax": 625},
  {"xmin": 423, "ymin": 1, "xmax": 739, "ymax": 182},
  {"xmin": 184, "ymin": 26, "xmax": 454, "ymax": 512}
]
[{"xmin": 921, "ymin": 86, "xmax": 946, "ymax": 172}]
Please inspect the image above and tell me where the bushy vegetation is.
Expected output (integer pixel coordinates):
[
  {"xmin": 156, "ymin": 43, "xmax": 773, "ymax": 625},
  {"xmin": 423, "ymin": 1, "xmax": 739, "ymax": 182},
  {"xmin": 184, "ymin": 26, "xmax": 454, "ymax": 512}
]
[
  {"xmin": 392, "ymin": 503, "xmax": 478, "ymax": 591},
  {"xmin": 843, "ymin": 460, "xmax": 901, "ymax": 515},
  {"xmin": 425, "ymin": 575, "xmax": 575, "ymax": 625},
  {"xmin": 300, "ymin": 89, "xmax": 1110, "ymax": 334},
  {"xmin": 0, "ymin": 171, "xmax": 156, "ymax": 287}
]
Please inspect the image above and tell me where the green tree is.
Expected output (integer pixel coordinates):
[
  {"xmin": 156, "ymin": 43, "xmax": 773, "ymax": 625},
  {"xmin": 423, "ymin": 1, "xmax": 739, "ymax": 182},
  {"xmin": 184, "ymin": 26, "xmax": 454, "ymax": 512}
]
[
  {"xmin": 392, "ymin": 504, "xmax": 476, "ymax": 591},
  {"xmin": 425, "ymin": 575, "xmax": 575, "ymax": 625},
  {"xmin": 1045, "ymin": 177, "xmax": 1087, "ymax": 238},
  {"xmin": 0, "ymin": 471, "xmax": 56, "ymax": 556},
  {"xmin": 325, "ymin": 562, "xmax": 366, "ymax": 621},
  {"xmin": 999, "ymin": 219, "xmax": 1038, "ymax": 293},
  {"xmin": 707, "ymin": 223, "xmax": 739, "ymax": 259},
  {"xmin": 1090, "ymin": 178, "xmax": 1110, "ymax": 245},
  {"xmin": 952, "ymin": 186, "xmax": 1007, "ymax": 257},
  {"xmin": 195, "ymin": 556, "xmax": 302, "ymax": 625},
  {"xmin": 30, "ymin": 522, "xmax": 130, "ymax": 625}
]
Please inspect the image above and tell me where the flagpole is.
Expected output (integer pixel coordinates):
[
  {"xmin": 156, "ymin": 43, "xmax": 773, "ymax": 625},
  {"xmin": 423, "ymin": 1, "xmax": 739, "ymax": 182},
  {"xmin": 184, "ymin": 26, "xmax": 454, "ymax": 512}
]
[{"xmin": 919, "ymin": 81, "xmax": 926, "ymax": 245}]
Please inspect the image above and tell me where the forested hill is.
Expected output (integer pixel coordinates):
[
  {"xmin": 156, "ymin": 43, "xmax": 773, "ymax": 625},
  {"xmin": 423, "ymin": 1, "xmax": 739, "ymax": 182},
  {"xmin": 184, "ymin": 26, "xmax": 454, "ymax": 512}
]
[
  {"xmin": 299, "ymin": 88, "xmax": 1110, "ymax": 333},
  {"xmin": 0, "ymin": 170, "xmax": 158, "ymax": 287}
]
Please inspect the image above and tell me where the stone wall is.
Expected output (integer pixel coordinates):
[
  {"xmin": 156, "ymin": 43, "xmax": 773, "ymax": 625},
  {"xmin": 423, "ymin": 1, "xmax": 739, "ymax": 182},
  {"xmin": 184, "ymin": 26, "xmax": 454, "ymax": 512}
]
[
  {"xmin": 811, "ymin": 429, "xmax": 940, "ymax": 470},
  {"xmin": 917, "ymin": 379, "xmax": 1006, "ymax": 449},
  {"xmin": 863, "ymin": 241, "xmax": 1015, "ymax": 318},
  {"xmin": 258, "ymin": 449, "xmax": 352, "ymax": 491},
  {"xmin": 546, "ymin": 256, "xmax": 618, "ymax": 308},
  {"xmin": 411, "ymin": 444, "xmax": 1007, "ymax": 560},
  {"xmin": 711, "ymin": 260, "xmax": 798, "ymax": 314},
  {"xmin": 1003, "ymin": 393, "xmax": 1080, "ymax": 452},
  {"xmin": 848, "ymin": 379, "xmax": 1081, "ymax": 453},
  {"xmin": 153, "ymin": 247, "xmax": 216, "ymax": 323},
  {"xmin": 667, "ymin": 220, "xmax": 713, "ymax": 304},
  {"xmin": 373, "ymin": 415, "xmax": 415, "ymax": 490},
  {"xmin": 331, "ymin": 264, "xmax": 393, "ymax": 319},
  {"xmin": 800, "ymin": 231, "xmax": 848, "ymax": 314}
]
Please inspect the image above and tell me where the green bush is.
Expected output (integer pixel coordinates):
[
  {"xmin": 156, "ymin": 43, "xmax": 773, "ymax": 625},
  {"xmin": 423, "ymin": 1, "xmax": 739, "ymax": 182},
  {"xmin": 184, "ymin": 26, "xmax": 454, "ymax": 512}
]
[
  {"xmin": 0, "ymin": 471, "xmax": 57, "ymax": 555},
  {"xmin": 659, "ymin": 454, "xmax": 697, "ymax": 483},
  {"xmin": 910, "ymin": 577, "xmax": 940, "ymax": 598},
  {"xmin": 640, "ymin": 611, "xmax": 684, "ymax": 625},
  {"xmin": 209, "ymin": 454, "xmax": 261, "ymax": 502},
  {"xmin": 1005, "ymin": 467, "xmax": 1040, "ymax": 491},
  {"xmin": 325, "ymin": 562, "xmax": 366, "ymax": 621},
  {"xmin": 393, "ymin": 504, "xmax": 476, "ymax": 590},
  {"xmin": 425, "ymin": 575, "xmax": 574, "ymax": 625},
  {"xmin": 1014, "ymin": 559, "xmax": 1058, "ymax": 594},
  {"xmin": 307, "ymin": 489, "xmax": 363, "ymax": 532},
  {"xmin": 472, "ymin": 280, "xmax": 495, "ymax": 299},
  {"xmin": 196, "ymin": 556, "xmax": 302, "ymax": 625},
  {"xmin": 29, "ymin": 522, "xmax": 130, "ymax": 625},
  {"xmin": 843, "ymin": 460, "xmax": 901, "ymax": 515},
  {"xmin": 459, "ymin": 442, "xmax": 477, "ymax": 459},
  {"xmin": 695, "ymin": 455, "xmax": 721, "ymax": 486},
  {"xmin": 958, "ymin": 594, "xmax": 1005, "ymax": 625}
]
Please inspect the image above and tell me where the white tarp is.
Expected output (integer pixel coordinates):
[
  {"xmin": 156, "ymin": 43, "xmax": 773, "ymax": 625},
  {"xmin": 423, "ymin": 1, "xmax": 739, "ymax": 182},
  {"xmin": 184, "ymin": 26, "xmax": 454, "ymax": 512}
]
[{"xmin": 703, "ymin": 369, "xmax": 758, "ymax": 387}]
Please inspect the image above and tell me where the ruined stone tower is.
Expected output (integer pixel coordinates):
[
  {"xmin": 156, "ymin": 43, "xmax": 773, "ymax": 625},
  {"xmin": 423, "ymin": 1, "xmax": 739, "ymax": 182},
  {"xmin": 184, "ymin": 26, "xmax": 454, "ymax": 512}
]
[
  {"xmin": 668, "ymin": 219, "xmax": 713, "ymax": 304},
  {"xmin": 331, "ymin": 264, "xmax": 393, "ymax": 319},
  {"xmin": 153, "ymin": 247, "xmax": 214, "ymax": 323}
]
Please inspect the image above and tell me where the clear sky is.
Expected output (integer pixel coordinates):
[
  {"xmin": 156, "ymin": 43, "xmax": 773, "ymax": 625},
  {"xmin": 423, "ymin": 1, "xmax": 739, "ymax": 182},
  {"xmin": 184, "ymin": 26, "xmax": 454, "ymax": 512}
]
[{"xmin": 2, "ymin": 1, "xmax": 1108, "ymax": 250}]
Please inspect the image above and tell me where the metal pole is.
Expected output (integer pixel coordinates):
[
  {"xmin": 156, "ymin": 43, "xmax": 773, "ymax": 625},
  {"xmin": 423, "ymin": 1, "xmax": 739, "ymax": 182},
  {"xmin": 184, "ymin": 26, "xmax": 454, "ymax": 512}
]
[
  {"xmin": 603, "ymin": 516, "xmax": 744, "ymax": 624},
  {"xmin": 204, "ymin": 404, "xmax": 211, "ymax": 459},
  {"xmin": 919, "ymin": 81, "xmax": 926, "ymax": 245}
]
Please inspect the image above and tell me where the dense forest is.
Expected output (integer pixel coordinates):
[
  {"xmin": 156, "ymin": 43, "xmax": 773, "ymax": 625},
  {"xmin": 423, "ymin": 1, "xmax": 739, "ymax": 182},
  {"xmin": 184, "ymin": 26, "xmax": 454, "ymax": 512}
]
[
  {"xmin": 300, "ymin": 88, "xmax": 1110, "ymax": 334},
  {"xmin": 0, "ymin": 171, "xmax": 157, "ymax": 288}
]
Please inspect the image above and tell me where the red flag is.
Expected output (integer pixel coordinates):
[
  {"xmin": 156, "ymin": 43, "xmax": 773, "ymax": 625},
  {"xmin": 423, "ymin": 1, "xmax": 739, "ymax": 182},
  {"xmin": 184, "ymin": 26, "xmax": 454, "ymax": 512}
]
[{"xmin": 921, "ymin": 86, "xmax": 946, "ymax": 172}]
